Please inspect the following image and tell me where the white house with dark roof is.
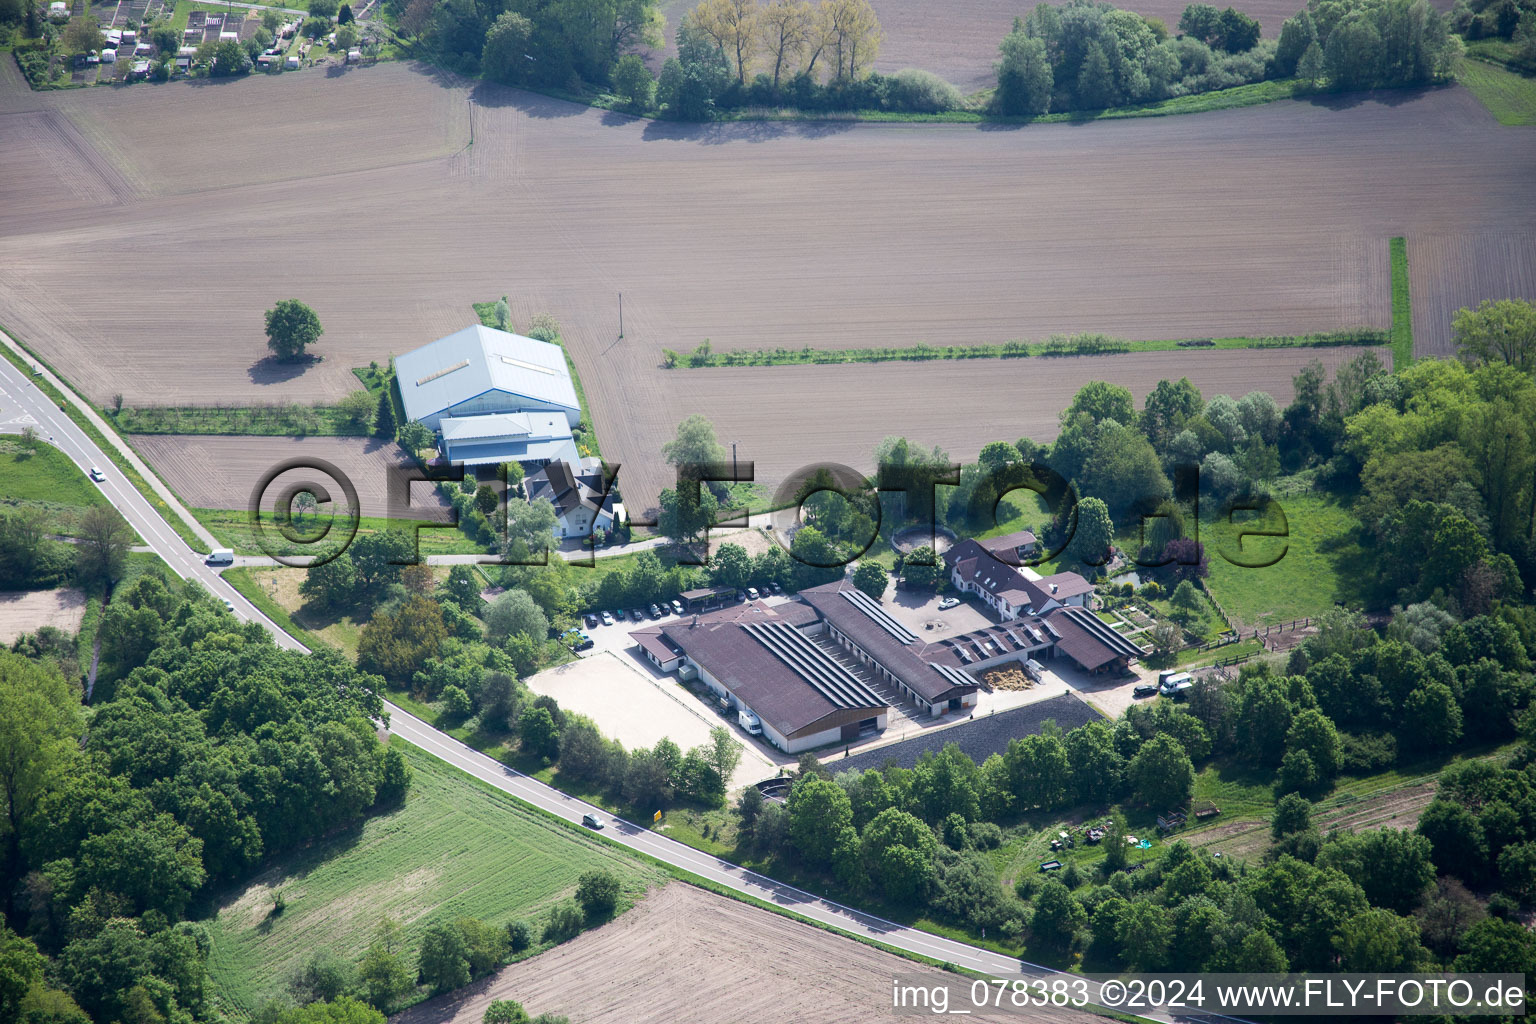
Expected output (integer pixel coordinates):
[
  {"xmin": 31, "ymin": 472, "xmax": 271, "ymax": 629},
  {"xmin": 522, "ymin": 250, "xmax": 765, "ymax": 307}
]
[
  {"xmin": 943, "ymin": 538, "xmax": 1093, "ymax": 620},
  {"xmin": 525, "ymin": 457, "xmax": 624, "ymax": 539},
  {"xmin": 393, "ymin": 325, "xmax": 582, "ymax": 468}
]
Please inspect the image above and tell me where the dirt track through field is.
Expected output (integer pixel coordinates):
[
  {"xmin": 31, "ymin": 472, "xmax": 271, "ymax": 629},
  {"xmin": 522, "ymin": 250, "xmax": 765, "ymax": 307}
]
[
  {"xmin": 0, "ymin": 64, "xmax": 1532, "ymax": 512},
  {"xmin": 391, "ymin": 881, "xmax": 1097, "ymax": 1024}
]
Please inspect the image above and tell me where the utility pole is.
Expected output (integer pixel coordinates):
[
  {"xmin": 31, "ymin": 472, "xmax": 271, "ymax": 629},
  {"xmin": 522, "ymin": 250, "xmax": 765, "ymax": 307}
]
[
  {"xmin": 731, "ymin": 440, "xmax": 737, "ymax": 480},
  {"xmin": 618, "ymin": 292, "xmax": 623, "ymax": 338}
]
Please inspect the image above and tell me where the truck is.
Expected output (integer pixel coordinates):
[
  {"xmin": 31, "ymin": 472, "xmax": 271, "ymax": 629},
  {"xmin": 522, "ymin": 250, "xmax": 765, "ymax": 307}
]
[
  {"xmin": 205, "ymin": 548, "xmax": 235, "ymax": 566},
  {"xmin": 1159, "ymin": 671, "xmax": 1194, "ymax": 698}
]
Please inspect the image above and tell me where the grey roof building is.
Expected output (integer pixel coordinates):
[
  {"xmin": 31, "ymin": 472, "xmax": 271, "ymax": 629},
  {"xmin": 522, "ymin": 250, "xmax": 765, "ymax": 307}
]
[{"xmin": 394, "ymin": 325, "xmax": 581, "ymax": 431}]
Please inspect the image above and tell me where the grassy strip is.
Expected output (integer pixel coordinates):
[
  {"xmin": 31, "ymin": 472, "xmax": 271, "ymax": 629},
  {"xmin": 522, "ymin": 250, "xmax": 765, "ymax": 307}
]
[
  {"xmin": 471, "ymin": 301, "xmax": 603, "ymax": 459},
  {"xmin": 0, "ymin": 333, "xmax": 210, "ymax": 553},
  {"xmin": 1389, "ymin": 236, "xmax": 1414, "ymax": 370},
  {"xmin": 193, "ymin": 506, "xmax": 489, "ymax": 557},
  {"xmin": 662, "ymin": 328, "xmax": 1386, "ymax": 370},
  {"xmin": 110, "ymin": 404, "xmax": 370, "ymax": 437},
  {"xmin": 505, "ymin": 70, "xmax": 1310, "ymax": 127},
  {"xmin": 222, "ymin": 566, "xmax": 332, "ymax": 651},
  {"xmin": 1457, "ymin": 56, "xmax": 1536, "ymax": 125}
]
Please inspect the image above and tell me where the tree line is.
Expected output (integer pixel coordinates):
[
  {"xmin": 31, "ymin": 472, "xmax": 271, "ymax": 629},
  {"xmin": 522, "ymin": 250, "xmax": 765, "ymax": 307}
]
[
  {"xmin": 1, "ymin": 570, "xmax": 411, "ymax": 1024},
  {"xmin": 726, "ymin": 600, "xmax": 1535, "ymax": 971}
]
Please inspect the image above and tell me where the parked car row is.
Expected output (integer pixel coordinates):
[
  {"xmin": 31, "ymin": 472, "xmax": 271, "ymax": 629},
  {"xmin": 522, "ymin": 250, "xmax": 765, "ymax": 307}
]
[{"xmin": 581, "ymin": 583, "xmax": 785, "ymax": 631}]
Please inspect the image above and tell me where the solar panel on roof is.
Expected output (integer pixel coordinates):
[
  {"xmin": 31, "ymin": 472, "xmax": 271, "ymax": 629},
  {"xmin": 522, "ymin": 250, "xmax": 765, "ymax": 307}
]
[
  {"xmin": 839, "ymin": 588, "xmax": 919, "ymax": 645},
  {"xmin": 932, "ymin": 663, "xmax": 977, "ymax": 690},
  {"xmin": 741, "ymin": 620, "xmax": 888, "ymax": 710}
]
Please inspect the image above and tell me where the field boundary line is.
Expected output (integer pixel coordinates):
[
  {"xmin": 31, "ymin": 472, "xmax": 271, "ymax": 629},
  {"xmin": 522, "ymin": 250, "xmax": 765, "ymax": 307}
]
[{"xmin": 0, "ymin": 325, "xmax": 219, "ymax": 550}]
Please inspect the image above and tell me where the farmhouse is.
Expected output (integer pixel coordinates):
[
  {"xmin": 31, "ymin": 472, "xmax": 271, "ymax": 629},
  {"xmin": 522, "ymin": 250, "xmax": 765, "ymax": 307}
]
[
  {"xmin": 525, "ymin": 457, "xmax": 623, "ymax": 539},
  {"xmin": 943, "ymin": 538, "xmax": 1093, "ymax": 621},
  {"xmin": 394, "ymin": 325, "xmax": 582, "ymax": 468}
]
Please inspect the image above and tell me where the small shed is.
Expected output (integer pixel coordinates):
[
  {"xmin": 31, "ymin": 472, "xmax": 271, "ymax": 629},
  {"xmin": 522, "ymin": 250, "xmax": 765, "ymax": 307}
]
[
  {"xmin": 48, "ymin": 1, "xmax": 67, "ymax": 12},
  {"xmin": 105, "ymin": 29, "xmax": 122, "ymax": 45},
  {"xmin": 100, "ymin": 48, "xmax": 117, "ymax": 63},
  {"xmin": 134, "ymin": 42, "xmax": 152, "ymax": 55},
  {"xmin": 121, "ymin": 29, "xmax": 137, "ymax": 43},
  {"xmin": 130, "ymin": 59, "xmax": 150, "ymax": 77},
  {"xmin": 183, "ymin": 27, "xmax": 199, "ymax": 39},
  {"xmin": 178, "ymin": 46, "xmax": 196, "ymax": 57},
  {"xmin": 285, "ymin": 55, "xmax": 300, "ymax": 69},
  {"xmin": 219, "ymin": 30, "xmax": 238, "ymax": 42},
  {"xmin": 346, "ymin": 49, "xmax": 360, "ymax": 63},
  {"xmin": 175, "ymin": 57, "xmax": 190, "ymax": 72}
]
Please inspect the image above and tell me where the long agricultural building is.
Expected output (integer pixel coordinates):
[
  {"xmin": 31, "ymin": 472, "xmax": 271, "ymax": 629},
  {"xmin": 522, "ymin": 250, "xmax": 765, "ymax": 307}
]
[{"xmin": 631, "ymin": 572, "xmax": 1144, "ymax": 755}]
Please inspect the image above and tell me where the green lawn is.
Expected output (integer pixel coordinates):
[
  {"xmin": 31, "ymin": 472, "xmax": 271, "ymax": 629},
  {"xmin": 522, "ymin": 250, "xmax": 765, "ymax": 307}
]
[
  {"xmin": 202, "ymin": 742, "xmax": 664, "ymax": 1019},
  {"xmin": 0, "ymin": 438, "xmax": 105, "ymax": 508},
  {"xmin": 1202, "ymin": 491, "xmax": 1368, "ymax": 631},
  {"xmin": 1458, "ymin": 57, "xmax": 1536, "ymax": 125}
]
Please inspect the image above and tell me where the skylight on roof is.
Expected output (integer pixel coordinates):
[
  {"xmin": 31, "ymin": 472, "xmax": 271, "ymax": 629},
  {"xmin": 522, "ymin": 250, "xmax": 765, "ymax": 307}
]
[
  {"xmin": 415, "ymin": 359, "xmax": 470, "ymax": 386},
  {"xmin": 500, "ymin": 355, "xmax": 557, "ymax": 375}
]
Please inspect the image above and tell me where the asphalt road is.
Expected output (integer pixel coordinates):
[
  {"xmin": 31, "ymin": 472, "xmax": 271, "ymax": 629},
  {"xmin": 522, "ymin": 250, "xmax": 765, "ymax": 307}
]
[{"xmin": 0, "ymin": 353, "xmax": 1208, "ymax": 1021}]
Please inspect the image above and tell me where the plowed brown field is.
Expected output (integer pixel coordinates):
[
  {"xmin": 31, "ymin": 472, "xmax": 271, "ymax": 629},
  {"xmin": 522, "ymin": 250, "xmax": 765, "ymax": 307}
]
[
  {"xmin": 392, "ymin": 882, "xmax": 1096, "ymax": 1024},
  {"xmin": 129, "ymin": 435, "xmax": 454, "ymax": 520},
  {"xmin": 1, "ymin": 63, "xmax": 1531, "ymax": 512}
]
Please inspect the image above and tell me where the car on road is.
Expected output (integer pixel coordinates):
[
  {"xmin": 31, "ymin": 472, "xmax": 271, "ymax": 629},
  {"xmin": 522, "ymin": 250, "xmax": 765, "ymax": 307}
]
[
  {"xmin": 581, "ymin": 813, "xmax": 604, "ymax": 830},
  {"xmin": 600, "ymin": 610, "xmax": 615, "ymax": 626},
  {"xmin": 649, "ymin": 602, "xmax": 663, "ymax": 618},
  {"xmin": 1133, "ymin": 683, "xmax": 1159, "ymax": 698},
  {"xmin": 221, "ymin": 598, "xmax": 235, "ymax": 613},
  {"xmin": 937, "ymin": 597, "xmax": 960, "ymax": 610},
  {"xmin": 746, "ymin": 587, "xmax": 759, "ymax": 600},
  {"xmin": 88, "ymin": 466, "xmax": 106, "ymax": 482},
  {"xmin": 670, "ymin": 598, "xmax": 684, "ymax": 615}
]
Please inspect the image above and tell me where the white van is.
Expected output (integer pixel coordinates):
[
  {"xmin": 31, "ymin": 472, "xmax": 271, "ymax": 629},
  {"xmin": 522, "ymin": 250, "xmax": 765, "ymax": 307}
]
[
  {"xmin": 205, "ymin": 548, "xmax": 235, "ymax": 566},
  {"xmin": 1160, "ymin": 672, "xmax": 1194, "ymax": 697},
  {"xmin": 738, "ymin": 709, "xmax": 762, "ymax": 736}
]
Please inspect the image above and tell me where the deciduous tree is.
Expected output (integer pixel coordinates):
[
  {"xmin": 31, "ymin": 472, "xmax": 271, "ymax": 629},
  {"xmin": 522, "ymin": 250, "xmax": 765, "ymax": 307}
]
[{"xmin": 265, "ymin": 299, "xmax": 324, "ymax": 361}]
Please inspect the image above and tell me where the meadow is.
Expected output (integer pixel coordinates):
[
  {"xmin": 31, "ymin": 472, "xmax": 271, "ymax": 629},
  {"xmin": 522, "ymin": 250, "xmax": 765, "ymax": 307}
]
[
  {"xmin": 1457, "ymin": 58, "xmax": 1536, "ymax": 126},
  {"xmin": 201, "ymin": 742, "xmax": 664, "ymax": 1019},
  {"xmin": 1201, "ymin": 490, "xmax": 1369, "ymax": 631}
]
